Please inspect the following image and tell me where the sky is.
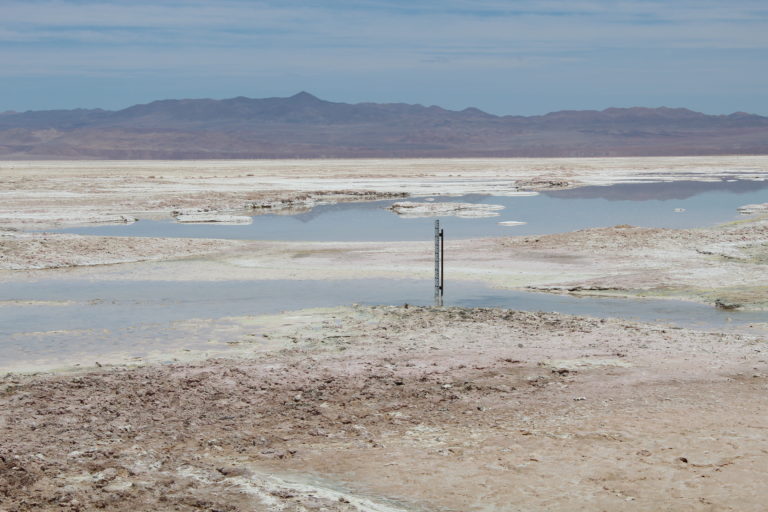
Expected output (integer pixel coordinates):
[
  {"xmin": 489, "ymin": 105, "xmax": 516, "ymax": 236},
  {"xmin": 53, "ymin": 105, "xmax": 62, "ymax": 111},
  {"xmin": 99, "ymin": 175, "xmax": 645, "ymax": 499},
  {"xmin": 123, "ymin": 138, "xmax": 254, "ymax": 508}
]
[{"xmin": 1, "ymin": 0, "xmax": 767, "ymax": 116}]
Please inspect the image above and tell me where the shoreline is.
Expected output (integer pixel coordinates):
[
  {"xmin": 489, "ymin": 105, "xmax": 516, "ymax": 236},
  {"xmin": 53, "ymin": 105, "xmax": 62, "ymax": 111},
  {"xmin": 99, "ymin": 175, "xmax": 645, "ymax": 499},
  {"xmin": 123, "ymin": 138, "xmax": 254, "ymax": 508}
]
[{"xmin": 3, "ymin": 216, "xmax": 767, "ymax": 310}]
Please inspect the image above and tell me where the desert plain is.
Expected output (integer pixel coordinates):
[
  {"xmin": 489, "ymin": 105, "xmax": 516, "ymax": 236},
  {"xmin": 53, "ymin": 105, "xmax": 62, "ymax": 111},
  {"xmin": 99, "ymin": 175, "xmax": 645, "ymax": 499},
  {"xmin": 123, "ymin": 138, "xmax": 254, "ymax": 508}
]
[{"xmin": 1, "ymin": 156, "xmax": 768, "ymax": 511}]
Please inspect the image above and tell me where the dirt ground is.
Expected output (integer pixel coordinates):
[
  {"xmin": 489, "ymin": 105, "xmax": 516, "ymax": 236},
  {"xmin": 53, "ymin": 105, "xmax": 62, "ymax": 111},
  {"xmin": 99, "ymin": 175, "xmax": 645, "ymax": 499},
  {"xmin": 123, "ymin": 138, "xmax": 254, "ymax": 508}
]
[{"xmin": 2, "ymin": 305, "xmax": 767, "ymax": 511}]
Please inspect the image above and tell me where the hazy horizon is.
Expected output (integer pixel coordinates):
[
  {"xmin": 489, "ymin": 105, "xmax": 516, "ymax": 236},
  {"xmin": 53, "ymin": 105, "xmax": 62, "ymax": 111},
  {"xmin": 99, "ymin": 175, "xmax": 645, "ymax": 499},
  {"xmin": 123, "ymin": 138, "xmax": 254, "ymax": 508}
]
[
  {"xmin": 1, "ymin": 1, "xmax": 766, "ymax": 117},
  {"xmin": 2, "ymin": 91, "xmax": 766, "ymax": 119}
]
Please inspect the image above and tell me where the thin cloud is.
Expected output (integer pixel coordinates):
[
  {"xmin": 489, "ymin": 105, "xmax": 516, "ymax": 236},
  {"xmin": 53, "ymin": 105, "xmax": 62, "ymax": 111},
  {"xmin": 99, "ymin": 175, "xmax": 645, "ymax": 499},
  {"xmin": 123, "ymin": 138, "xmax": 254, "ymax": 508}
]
[
  {"xmin": 2, "ymin": 0, "xmax": 766, "ymax": 46},
  {"xmin": 0, "ymin": 0, "xmax": 765, "ymax": 114}
]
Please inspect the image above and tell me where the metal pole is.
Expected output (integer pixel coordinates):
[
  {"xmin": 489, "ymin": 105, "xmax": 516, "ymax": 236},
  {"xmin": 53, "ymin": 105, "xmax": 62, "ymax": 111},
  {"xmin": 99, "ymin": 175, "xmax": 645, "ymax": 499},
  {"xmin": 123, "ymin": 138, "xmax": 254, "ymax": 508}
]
[
  {"xmin": 434, "ymin": 220, "xmax": 441, "ymax": 306},
  {"xmin": 440, "ymin": 226, "xmax": 444, "ymax": 299}
]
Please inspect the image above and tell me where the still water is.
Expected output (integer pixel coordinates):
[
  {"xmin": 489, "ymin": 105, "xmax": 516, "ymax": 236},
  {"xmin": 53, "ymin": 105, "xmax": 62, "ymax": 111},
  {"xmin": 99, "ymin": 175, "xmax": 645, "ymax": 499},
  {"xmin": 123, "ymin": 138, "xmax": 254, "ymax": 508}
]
[
  {"xmin": 2, "ymin": 278, "xmax": 767, "ymax": 368},
  {"xmin": 49, "ymin": 179, "xmax": 768, "ymax": 241},
  {"xmin": 5, "ymin": 179, "xmax": 767, "ymax": 368}
]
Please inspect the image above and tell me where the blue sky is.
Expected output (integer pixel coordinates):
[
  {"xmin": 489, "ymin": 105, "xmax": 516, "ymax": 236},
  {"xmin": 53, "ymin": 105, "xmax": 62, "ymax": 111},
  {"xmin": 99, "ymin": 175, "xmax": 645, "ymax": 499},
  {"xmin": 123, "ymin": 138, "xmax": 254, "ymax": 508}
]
[{"xmin": 1, "ymin": 0, "xmax": 766, "ymax": 115}]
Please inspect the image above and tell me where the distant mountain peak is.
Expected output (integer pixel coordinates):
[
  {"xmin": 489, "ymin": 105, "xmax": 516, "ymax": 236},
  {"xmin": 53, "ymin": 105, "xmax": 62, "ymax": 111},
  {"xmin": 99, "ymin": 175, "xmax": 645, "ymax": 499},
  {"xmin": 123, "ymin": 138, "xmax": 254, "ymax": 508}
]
[
  {"xmin": 1, "ymin": 94, "xmax": 766, "ymax": 159},
  {"xmin": 461, "ymin": 106, "xmax": 491, "ymax": 116},
  {"xmin": 288, "ymin": 91, "xmax": 322, "ymax": 102}
]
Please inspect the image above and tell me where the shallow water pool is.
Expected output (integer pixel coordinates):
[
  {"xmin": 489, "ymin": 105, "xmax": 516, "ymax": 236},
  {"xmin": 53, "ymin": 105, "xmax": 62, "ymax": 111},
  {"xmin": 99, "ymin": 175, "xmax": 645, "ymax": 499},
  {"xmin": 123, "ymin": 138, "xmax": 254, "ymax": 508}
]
[
  {"xmin": 49, "ymin": 179, "xmax": 768, "ymax": 241},
  {"xmin": 2, "ymin": 278, "xmax": 767, "ymax": 370},
  {"xmin": 8, "ymin": 179, "xmax": 768, "ymax": 370}
]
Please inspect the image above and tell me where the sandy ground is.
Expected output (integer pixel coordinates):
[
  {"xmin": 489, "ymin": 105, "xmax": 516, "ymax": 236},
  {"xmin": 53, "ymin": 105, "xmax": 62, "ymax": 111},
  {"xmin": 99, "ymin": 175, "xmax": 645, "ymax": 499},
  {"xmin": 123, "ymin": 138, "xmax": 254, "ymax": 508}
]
[{"xmin": 2, "ymin": 305, "xmax": 768, "ymax": 511}]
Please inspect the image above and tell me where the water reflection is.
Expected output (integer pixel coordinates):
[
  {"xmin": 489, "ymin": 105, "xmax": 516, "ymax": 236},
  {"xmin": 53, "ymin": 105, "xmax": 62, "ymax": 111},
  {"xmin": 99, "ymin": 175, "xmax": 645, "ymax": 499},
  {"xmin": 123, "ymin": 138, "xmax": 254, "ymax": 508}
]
[
  {"xmin": 47, "ymin": 179, "xmax": 768, "ymax": 241},
  {"xmin": 544, "ymin": 179, "xmax": 768, "ymax": 201},
  {"xmin": 2, "ymin": 278, "xmax": 767, "ymax": 367}
]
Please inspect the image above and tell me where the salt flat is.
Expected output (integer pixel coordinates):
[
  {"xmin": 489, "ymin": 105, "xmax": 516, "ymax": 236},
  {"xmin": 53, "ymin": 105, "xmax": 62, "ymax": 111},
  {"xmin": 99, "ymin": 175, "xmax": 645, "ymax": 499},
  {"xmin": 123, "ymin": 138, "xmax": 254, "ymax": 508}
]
[
  {"xmin": 1, "ymin": 156, "xmax": 768, "ymax": 511},
  {"xmin": 1, "ymin": 156, "xmax": 767, "ymax": 228},
  {"xmin": 2, "ymin": 156, "xmax": 767, "ymax": 310}
]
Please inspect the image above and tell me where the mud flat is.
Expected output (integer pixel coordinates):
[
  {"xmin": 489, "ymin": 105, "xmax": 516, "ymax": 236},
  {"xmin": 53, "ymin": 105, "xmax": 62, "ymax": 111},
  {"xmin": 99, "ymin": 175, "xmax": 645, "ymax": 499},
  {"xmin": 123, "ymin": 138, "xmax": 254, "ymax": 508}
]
[{"xmin": 2, "ymin": 305, "xmax": 767, "ymax": 511}]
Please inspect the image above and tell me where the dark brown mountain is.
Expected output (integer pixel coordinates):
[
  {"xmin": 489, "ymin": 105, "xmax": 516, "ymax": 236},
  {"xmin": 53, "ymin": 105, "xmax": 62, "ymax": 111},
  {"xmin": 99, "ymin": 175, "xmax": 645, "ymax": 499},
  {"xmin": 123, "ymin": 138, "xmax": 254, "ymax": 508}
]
[{"xmin": 1, "ymin": 92, "xmax": 766, "ymax": 159}]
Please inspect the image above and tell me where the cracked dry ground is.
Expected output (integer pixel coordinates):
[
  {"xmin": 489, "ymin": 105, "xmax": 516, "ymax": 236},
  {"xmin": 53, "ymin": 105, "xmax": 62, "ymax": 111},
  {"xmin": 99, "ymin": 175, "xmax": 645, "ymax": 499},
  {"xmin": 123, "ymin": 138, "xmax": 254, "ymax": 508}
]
[{"xmin": 2, "ymin": 306, "xmax": 768, "ymax": 511}]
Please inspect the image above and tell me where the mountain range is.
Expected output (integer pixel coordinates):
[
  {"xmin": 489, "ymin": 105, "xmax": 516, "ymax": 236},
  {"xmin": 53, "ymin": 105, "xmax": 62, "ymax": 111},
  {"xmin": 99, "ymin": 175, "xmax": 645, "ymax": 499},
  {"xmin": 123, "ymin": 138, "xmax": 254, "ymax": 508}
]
[{"xmin": 1, "ymin": 92, "xmax": 767, "ymax": 159}]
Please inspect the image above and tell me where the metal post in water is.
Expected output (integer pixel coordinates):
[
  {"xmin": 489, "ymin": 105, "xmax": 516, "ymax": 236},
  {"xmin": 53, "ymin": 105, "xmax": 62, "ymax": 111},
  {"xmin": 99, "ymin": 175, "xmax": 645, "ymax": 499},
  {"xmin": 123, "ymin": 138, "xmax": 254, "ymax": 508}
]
[
  {"xmin": 440, "ymin": 224, "xmax": 444, "ymax": 298},
  {"xmin": 434, "ymin": 220, "xmax": 444, "ymax": 306},
  {"xmin": 434, "ymin": 220, "xmax": 440, "ymax": 306}
]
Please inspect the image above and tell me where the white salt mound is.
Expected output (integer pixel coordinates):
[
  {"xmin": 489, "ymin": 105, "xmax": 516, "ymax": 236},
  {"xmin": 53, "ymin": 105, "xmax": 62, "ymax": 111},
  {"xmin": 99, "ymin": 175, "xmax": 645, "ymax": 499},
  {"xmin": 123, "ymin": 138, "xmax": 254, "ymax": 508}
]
[
  {"xmin": 494, "ymin": 191, "xmax": 539, "ymax": 197},
  {"xmin": 388, "ymin": 201, "xmax": 504, "ymax": 218},
  {"xmin": 175, "ymin": 214, "xmax": 253, "ymax": 224},
  {"xmin": 738, "ymin": 203, "xmax": 768, "ymax": 215}
]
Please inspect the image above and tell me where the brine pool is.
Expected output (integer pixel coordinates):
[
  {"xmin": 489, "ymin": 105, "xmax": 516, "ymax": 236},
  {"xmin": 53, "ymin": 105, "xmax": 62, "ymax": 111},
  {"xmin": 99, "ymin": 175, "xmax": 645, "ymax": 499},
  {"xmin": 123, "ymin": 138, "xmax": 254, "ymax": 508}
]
[
  {"xmin": 48, "ymin": 179, "xmax": 768, "ymax": 241},
  {"xmin": 3, "ymin": 179, "xmax": 768, "ymax": 370},
  {"xmin": 2, "ymin": 278, "xmax": 768, "ymax": 371}
]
